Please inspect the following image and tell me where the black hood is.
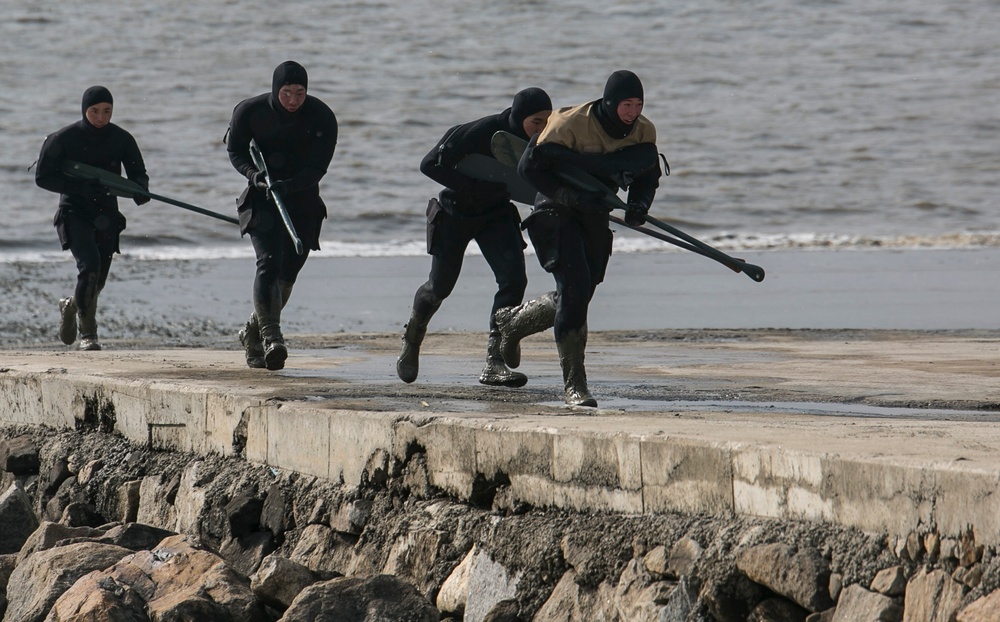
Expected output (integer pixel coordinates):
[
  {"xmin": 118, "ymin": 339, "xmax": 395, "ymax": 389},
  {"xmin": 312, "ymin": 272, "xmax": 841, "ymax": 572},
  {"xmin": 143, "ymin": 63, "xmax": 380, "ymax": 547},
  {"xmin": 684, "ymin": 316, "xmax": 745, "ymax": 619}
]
[
  {"xmin": 507, "ymin": 87, "xmax": 552, "ymax": 139},
  {"xmin": 594, "ymin": 70, "xmax": 644, "ymax": 139},
  {"xmin": 81, "ymin": 85, "xmax": 113, "ymax": 129},
  {"xmin": 270, "ymin": 61, "xmax": 309, "ymax": 113}
]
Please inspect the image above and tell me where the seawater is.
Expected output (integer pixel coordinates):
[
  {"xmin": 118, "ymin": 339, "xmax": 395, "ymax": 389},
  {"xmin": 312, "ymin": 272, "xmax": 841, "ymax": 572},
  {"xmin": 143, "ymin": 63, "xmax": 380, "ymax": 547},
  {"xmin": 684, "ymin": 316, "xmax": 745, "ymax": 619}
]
[{"xmin": 1, "ymin": 0, "xmax": 997, "ymax": 263}]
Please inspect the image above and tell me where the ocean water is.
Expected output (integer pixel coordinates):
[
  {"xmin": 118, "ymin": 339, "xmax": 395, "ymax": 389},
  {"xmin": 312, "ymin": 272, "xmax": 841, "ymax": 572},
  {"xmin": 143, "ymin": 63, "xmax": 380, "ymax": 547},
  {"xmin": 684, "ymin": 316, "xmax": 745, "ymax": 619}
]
[{"xmin": 1, "ymin": 0, "xmax": 997, "ymax": 263}]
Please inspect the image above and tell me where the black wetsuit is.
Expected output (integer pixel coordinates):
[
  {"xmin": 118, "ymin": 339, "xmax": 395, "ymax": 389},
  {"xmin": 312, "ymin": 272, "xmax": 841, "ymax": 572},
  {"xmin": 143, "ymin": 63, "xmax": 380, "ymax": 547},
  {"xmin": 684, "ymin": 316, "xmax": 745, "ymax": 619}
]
[
  {"xmin": 226, "ymin": 61, "xmax": 338, "ymax": 336},
  {"xmin": 35, "ymin": 87, "xmax": 148, "ymax": 327},
  {"xmin": 412, "ymin": 87, "xmax": 552, "ymax": 332}
]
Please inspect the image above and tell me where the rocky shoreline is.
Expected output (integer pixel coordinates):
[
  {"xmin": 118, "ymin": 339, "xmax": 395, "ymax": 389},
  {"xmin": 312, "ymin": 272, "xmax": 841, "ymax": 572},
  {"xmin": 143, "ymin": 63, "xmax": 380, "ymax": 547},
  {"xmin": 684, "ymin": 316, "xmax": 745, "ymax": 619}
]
[{"xmin": 1, "ymin": 425, "xmax": 999, "ymax": 622}]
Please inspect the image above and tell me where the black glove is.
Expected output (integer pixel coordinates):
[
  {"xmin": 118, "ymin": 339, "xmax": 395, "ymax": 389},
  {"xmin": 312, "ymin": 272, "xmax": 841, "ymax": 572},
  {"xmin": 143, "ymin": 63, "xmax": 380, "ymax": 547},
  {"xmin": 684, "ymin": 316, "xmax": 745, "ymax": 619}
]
[
  {"xmin": 267, "ymin": 179, "xmax": 289, "ymax": 201},
  {"xmin": 553, "ymin": 186, "xmax": 604, "ymax": 208},
  {"xmin": 133, "ymin": 190, "xmax": 151, "ymax": 206},
  {"xmin": 248, "ymin": 169, "xmax": 269, "ymax": 193},
  {"xmin": 624, "ymin": 201, "xmax": 648, "ymax": 226}
]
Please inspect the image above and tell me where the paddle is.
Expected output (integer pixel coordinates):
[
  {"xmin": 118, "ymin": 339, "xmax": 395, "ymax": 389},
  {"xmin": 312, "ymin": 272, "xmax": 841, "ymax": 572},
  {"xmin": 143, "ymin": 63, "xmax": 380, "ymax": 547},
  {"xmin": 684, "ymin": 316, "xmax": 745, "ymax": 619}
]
[
  {"xmin": 249, "ymin": 140, "xmax": 304, "ymax": 255},
  {"xmin": 61, "ymin": 161, "xmax": 239, "ymax": 225},
  {"xmin": 490, "ymin": 131, "xmax": 765, "ymax": 283}
]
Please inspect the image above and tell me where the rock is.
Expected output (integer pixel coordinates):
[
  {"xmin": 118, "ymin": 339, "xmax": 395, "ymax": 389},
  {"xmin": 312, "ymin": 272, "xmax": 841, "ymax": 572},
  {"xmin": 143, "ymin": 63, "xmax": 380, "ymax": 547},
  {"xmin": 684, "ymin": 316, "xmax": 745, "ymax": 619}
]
[
  {"xmin": 667, "ymin": 537, "xmax": 703, "ymax": 579},
  {"xmin": 905, "ymin": 531, "xmax": 924, "ymax": 563},
  {"xmin": 870, "ymin": 566, "xmax": 906, "ymax": 596},
  {"xmin": 250, "ymin": 553, "xmax": 320, "ymax": 612},
  {"xmin": 225, "ymin": 490, "xmax": 264, "ymax": 538},
  {"xmin": 117, "ymin": 480, "xmax": 141, "ymax": 524},
  {"xmin": 219, "ymin": 530, "xmax": 276, "ymax": 576},
  {"xmin": 903, "ymin": 567, "xmax": 965, "ymax": 622},
  {"xmin": 600, "ymin": 557, "xmax": 675, "ymax": 622},
  {"xmin": 463, "ymin": 548, "xmax": 521, "ymax": 622},
  {"xmin": 963, "ymin": 563, "xmax": 983, "ymax": 589},
  {"xmin": 0, "ymin": 437, "xmax": 39, "ymax": 476},
  {"xmin": 60, "ymin": 501, "xmax": 106, "ymax": 528},
  {"xmin": 261, "ymin": 481, "xmax": 294, "ymax": 541},
  {"xmin": 290, "ymin": 523, "xmax": 363, "ymax": 577},
  {"xmin": 831, "ymin": 584, "xmax": 901, "ymax": 622},
  {"xmin": 16, "ymin": 521, "xmax": 104, "ymax": 564},
  {"xmin": 76, "ymin": 459, "xmax": 103, "ymax": 487},
  {"xmin": 526, "ymin": 569, "xmax": 595, "ymax": 622},
  {"xmin": 958, "ymin": 588, "xmax": 1000, "ymax": 621},
  {"xmin": 329, "ymin": 498, "xmax": 372, "ymax": 536},
  {"xmin": 659, "ymin": 575, "xmax": 698, "ymax": 622},
  {"xmin": 281, "ymin": 574, "xmax": 438, "ymax": 622},
  {"xmin": 748, "ymin": 597, "xmax": 808, "ymax": 622},
  {"xmin": 4, "ymin": 541, "xmax": 131, "ymax": 622},
  {"xmin": 482, "ymin": 598, "xmax": 521, "ymax": 622},
  {"xmin": 136, "ymin": 474, "xmax": 177, "ymax": 531},
  {"xmin": 381, "ymin": 528, "xmax": 448, "ymax": 597},
  {"xmin": 94, "ymin": 522, "xmax": 175, "ymax": 551},
  {"xmin": 45, "ymin": 533, "xmax": 269, "ymax": 622},
  {"xmin": 736, "ymin": 543, "xmax": 833, "ymax": 612},
  {"xmin": 43, "ymin": 457, "xmax": 71, "ymax": 495},
  {"xmin": 437, "ymin": 545, "xmax": 476, "ymax": 616},
  {"xmin": 805, "ymin": 610, "xmax": 835, "ymax": 622},
  {"xmin": 924, "ymin": 532, "xmax": 941, "ymax": 561},
  {"xmin": 0, "ymin": 483, "xmax": 40, "ymax": 554},
  {"xmin": 642, "ymin": 545, "xmax": 669, "ymax": 578}
]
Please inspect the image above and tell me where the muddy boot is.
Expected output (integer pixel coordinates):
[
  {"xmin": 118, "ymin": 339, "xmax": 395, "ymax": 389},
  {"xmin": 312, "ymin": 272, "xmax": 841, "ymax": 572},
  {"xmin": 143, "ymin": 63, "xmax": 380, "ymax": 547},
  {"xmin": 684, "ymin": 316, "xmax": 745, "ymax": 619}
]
[
  {"xmin": 479, "ymin": 331, "xmax": 528, "ymax": 387},
  {"xmin": 58, "ymin": 297, "xmax": 78, "ymax": 345},
  {"xmin": 259, "ymin": 321, "xmax": 287, "ymax": 371},
  {"xmin": 557, "ymin": 326, "xmax": 597, "ymax": 407},
  {"xmin": 238, "ymin": 313, "xmax": 266, "ymax": 369},
  {"xmin": 77, "ymin": 298, "xmax": 101, "ymax": 352},
  {"xmin": 493, "ymin": 291, "xmax": 556, "ymax": 369},
  {"xmin": 396, "ymin": 304, "xmax": 439, "ymax": 384}
]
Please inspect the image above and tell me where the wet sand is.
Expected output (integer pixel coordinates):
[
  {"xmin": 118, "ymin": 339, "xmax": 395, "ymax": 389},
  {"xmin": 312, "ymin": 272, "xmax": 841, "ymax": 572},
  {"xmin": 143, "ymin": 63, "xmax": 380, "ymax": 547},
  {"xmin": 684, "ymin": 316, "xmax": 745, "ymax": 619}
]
[{"xmin": 3, "ymin": 247, "xmax": 999, "ymax": 350}]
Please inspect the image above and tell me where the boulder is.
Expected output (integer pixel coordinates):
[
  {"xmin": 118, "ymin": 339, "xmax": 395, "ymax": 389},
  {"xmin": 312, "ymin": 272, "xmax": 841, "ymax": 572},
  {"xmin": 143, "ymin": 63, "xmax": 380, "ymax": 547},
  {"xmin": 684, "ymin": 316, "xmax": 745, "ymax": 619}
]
[
  {"xmin": 0, "ymin": 437, "xmax": 39, "ymax": 476},
  {"xmin": 4, "ymin": 541, "xmax": 131, "ymax": 622},
  {"xmin": 281, "ymin": 574, "xmax": 438, "ymax": 622},
  {"xmin": 737, "ymin": 542, "xmax": 833, "ymax": 612},
  {"xmin": 0, "ymin": 483, "xmax": 41, "ymax": 554},
  {"xmin": 903, "ymin": 567, "xmax": 965, "ymax": 622},
  {"xmin": 250, "ymin": 553, "xmax": 320, "ymax": 611},
  {"xmin": 831, "ymin": 584, "xmax": 901, "ymax": 622}
]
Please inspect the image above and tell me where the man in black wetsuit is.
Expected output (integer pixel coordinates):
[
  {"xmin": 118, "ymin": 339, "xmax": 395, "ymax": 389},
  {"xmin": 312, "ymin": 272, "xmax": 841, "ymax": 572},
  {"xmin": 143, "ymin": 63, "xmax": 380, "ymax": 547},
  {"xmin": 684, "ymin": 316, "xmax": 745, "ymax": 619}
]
[
  {"xmin": 500, "ymin": 70, "xmax": 661, "ymax": 407},
  {"xmin": 227, "ymin": 61, "xmax": 338, "ymax": 371},
  {"xmin": 396, "ymin": 88, "xmax": 552, "ymax": 386},
  {"xmin": 35, "ymin": 86, "xmax": 150, "ymax": 351}
]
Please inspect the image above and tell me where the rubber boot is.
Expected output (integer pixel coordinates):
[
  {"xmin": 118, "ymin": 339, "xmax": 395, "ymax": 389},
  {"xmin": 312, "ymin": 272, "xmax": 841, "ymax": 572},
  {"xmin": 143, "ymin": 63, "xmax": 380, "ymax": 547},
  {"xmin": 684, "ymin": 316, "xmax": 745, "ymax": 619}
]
[
  {"xmin": 238, "ymin": 313, "xmax": 266, "ymax": 369},
  {"xmin": 58, "ymin": 297, "xmax": 78, "ymax": 345},
  {"xmin": 259, "ymin": 321, "xmax": 287, "ymax": 371},
  {"xmin": 77, "ymin": 295, "xmax": 101, "ymax": 351},
  {"xmin": 396, "ymin": 301, "xmax": 440, "ymax": 384},
  {"xmin": 493, "ymin": 292, "xmax": 556, "ymax": 369},
  {"xmin": 479, "ymin": 331, "xmax": 528, "ymax": 387},
  {"xmin": 557, "ymin": 326, "xmax": 597, "ymax": 407}
]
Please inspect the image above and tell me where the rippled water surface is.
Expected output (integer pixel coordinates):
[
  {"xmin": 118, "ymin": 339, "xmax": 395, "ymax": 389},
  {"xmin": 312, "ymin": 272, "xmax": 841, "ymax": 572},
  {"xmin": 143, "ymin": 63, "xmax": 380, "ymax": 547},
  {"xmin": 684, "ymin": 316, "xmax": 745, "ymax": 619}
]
[{"xmin": 2, "ymin": 0, "xmax": 997, "ymax": 261}]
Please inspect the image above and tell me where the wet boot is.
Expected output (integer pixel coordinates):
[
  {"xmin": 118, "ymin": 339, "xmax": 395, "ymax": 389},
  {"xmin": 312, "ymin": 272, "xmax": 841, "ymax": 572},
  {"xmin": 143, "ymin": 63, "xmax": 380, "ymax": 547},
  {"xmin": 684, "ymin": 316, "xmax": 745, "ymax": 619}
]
[
  {"xmin": 58, "ymin": 297, "xmax": 78, "ymax": 345},
  {"xmin": 557, "ymin": 326, "xmax": 597, "ymax": 407},
  {"xmin": 238, "ymin": 313, "xmax": 266, "ymax": 369},
  {"xmin": 479, "ymin": 331, "xmax": 528, "ymax": 387},
  {"xmin": 493, "ymin": 291, "xmax": 556, "ymax": 369},
  {"xmin": 77, "ymin": 296, "xmax": 101, "ymax": 351},
  {"xmin": 259, "ymin": 321, "xmax": 287, "ymax": 371},
  {"xmin": 396, "ymin": 301, "xmax": 440, "ymax": 384}
]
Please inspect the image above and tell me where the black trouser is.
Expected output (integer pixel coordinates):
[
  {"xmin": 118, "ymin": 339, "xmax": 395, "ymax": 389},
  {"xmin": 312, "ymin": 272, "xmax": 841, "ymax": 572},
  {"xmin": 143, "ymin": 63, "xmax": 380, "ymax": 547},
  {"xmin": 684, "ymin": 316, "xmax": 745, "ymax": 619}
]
[
  {"xmin": 526, "ymin": 208, "xmax": 612, "ymax": 341},
  {"xmin": 413, "ymin": 202, "xmax": 527, "ymax": 331},
  {"xmin": 249, "ymin": 227, "xmax": 310, "ymax": 326},
  {"xmin": 64, "ymin": 211, "xmax": 117, "ymax": 319}
]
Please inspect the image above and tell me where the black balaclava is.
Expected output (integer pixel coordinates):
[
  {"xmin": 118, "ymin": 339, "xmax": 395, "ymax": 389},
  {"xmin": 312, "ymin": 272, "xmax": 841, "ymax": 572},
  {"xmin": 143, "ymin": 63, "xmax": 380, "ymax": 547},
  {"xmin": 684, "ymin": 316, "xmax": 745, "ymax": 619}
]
[
  {"xmin": 270, "ymin": 61, "xmax": 309, "ymax": 113},
  {"xmin": 81, "ymin": 85, "xmax": 113, "ymax": 128},
  {"xmin": 508, "ymin": 87, "xmax": 553, "ymax": 139},
  {"xmin": 594, "ymin": 70, "xmax": 644, "ymax": 139}
]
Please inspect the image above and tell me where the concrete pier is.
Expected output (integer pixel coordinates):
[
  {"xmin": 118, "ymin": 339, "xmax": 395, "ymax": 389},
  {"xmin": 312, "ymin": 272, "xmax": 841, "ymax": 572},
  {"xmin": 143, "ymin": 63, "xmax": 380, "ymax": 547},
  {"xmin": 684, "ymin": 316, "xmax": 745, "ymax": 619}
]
[{"xmin": 2, "ymin": 329, "xmax": 999, "ymax": 545}]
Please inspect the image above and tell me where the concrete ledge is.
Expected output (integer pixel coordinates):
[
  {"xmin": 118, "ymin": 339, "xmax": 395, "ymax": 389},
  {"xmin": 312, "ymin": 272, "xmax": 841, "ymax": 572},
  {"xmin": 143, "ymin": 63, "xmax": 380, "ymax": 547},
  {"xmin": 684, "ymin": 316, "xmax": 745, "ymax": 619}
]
[{"xmin": 2, "ymin": 333, "xmax": 1000, "ymax": 545}]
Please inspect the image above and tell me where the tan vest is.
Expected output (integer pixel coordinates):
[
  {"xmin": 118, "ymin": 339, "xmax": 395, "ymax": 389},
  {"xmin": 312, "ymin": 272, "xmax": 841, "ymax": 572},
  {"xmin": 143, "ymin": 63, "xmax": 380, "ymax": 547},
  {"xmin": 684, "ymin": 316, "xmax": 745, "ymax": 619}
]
[{"xmin": 536, "ymin": 101, "xmax": 656, "ymax": 154}]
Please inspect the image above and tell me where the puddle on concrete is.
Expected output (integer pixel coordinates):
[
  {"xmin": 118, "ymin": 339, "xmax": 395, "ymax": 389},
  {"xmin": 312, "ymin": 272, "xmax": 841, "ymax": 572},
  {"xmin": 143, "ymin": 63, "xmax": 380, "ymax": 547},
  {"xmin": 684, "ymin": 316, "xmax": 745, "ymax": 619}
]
[{"xmin": 550, "ymin": 398, "xmax": 1000, "ymax": 421}]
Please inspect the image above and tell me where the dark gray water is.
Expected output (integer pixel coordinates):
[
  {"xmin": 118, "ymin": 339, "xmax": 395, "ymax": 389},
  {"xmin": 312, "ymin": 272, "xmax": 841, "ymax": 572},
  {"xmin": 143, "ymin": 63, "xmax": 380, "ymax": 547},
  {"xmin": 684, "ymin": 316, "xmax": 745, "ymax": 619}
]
[{"xmin": 2, "ymin": 0, "xmax": 998, "ymax": 262}]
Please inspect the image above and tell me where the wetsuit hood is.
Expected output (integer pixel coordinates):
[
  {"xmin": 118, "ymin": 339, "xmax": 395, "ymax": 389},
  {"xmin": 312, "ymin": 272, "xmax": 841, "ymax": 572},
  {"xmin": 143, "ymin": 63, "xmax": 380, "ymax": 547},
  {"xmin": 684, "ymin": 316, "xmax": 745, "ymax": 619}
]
[
  {"xmin": 594, "ymin": 70, "xmax": 644, "ymax": 139},
  {"xmin": 81, "ymin": 85, "xmax": 113, "ymax": 130},
  {"xmin": 270, "ymin": 61, "xmax": 309, "ymax": 114},
  {"xmin": 508, "ymin": 87, "xmax": 553, "ymax": 139}
]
